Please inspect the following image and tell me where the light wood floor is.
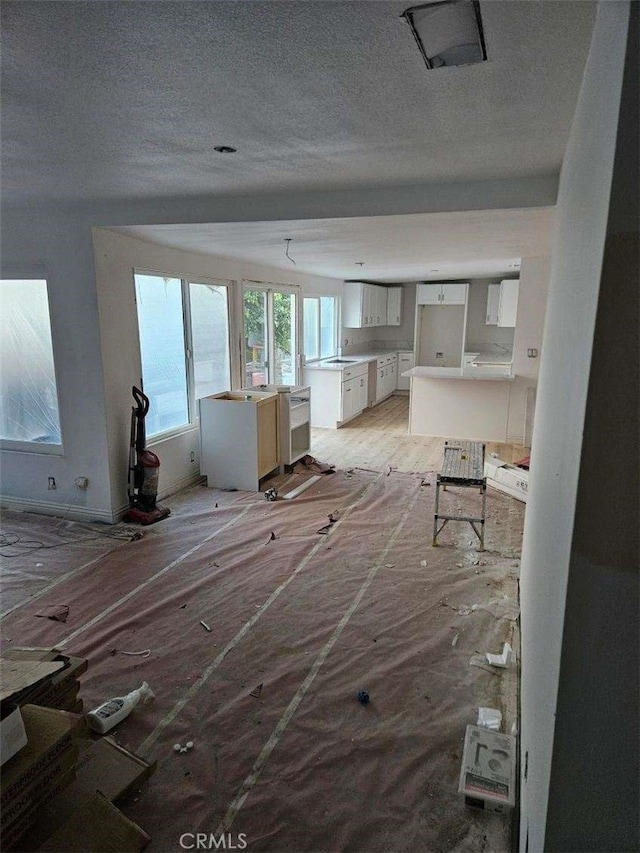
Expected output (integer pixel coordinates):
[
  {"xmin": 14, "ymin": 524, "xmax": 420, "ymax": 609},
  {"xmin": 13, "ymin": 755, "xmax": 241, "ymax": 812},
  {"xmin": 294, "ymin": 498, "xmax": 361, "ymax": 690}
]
[{"xmin": 310, "ymin": 394, "xmax": 528, "ymax": 473}]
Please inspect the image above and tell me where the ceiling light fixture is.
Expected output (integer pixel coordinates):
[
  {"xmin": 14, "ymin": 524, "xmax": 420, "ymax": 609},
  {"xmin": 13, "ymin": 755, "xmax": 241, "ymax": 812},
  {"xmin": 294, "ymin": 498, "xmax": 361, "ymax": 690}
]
[
  {"xmin": 401, "ymin": 0, "xmax": 487, "ymax": 70},
  {"xmin": 213, "ymin": 145, "xmax": 237, "ymax": 154}
]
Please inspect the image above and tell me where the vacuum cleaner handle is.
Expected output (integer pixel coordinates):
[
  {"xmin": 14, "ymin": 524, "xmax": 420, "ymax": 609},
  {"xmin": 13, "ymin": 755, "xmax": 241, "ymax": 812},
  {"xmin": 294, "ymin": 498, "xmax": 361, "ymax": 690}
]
[{"xmin": 132, "ymin": 386, "xmax": 150, "ymax": 452}]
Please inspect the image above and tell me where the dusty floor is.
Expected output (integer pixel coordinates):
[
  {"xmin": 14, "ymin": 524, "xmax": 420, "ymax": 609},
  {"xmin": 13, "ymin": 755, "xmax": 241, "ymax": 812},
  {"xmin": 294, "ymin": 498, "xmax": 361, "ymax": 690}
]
[{"xmin": 1, "ymin": 437, "xmax": 524, "ymax": 852}]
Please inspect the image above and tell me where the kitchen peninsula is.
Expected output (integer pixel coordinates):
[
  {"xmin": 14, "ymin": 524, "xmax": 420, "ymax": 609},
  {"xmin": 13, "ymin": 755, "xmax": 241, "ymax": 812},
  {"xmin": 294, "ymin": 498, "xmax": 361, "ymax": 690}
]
[
  {"xmin": 404, "ymin": 366, "xmax": 516, "ymax": 442},
  {"xmin": 406, "ymin": 278, "xmax": 532, "ymax": 443}
]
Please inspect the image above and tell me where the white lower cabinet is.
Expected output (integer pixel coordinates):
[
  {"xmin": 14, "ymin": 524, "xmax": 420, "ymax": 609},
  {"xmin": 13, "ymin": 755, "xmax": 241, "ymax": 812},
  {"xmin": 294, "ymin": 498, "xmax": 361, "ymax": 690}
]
[
  {"xmin": 375, "ymin": 354, "xmax": 397, "ymax": 401},
  {"xmin": 199, "ymin": 391, "xmax": 280, "ymax": 491},
  {"xmin": 397, "ymin": 351, "xmax": 414, "ymax": 391},
  {"xmin": 304, "ymin": 361, "xmax": 369, "ymax": 428},
  {"xmin": 341, "ymin": 376, "xmax": 358, "ymax": 421}
]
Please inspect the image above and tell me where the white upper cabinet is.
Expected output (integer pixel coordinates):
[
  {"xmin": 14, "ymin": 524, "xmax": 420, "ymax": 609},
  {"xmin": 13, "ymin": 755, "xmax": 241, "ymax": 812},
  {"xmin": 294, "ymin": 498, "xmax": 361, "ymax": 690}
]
[
  {"xmin": 486, "ymin": 284, "xmax": 501, "ymax": 325},
  {"xmin": 343, "ymin": 282, "xmax": 393, "ymax": 327},
  {"xmin": 498, "ymin": 280, "xmax": 520, "ymax": 327},
  {"xmin": 372, "ymin": 285, "xmax": 387, "ymax": 326},
  {"xmin": 417, "ymin": 283, "xmax": 468, "ymax": 305},
  {"xmin": 386, "ymin": 287, "xmax": 402, "ymax": 325},
  {"xmin": 343, "ymin": 282, "xmax": 367, "ymax": 328}
]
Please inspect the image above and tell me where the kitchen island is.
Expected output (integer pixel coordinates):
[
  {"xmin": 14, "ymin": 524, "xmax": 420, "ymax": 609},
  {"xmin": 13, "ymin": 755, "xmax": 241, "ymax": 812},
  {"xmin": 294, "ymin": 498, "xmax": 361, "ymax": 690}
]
[{"xmin": 404, "ymin": 366, "xmax": 517, "ymax": 443}]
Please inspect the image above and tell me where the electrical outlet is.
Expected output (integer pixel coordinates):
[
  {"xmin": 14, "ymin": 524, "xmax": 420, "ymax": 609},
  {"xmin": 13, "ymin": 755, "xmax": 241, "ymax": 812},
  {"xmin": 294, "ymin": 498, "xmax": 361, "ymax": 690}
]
[
  {"xmin": 75, "ymin": 476, "xmax": 89, "ymax": 489},
  {"xmin": 47, "ymin": 477, "xmax": 56, "ymax": 490},
  {"xmin": 190, "ymin": 451, "xmax": 196, "ymax": 463},
  {"xmin": 435, "ymin": 352, "xmax": 444, "ymax": 359}
]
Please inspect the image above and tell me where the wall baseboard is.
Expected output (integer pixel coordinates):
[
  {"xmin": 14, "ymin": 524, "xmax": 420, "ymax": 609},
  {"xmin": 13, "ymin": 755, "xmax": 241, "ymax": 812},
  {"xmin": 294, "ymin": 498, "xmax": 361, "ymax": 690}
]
[
  {"xmin": 113, "ymin": 472, "xmax": 205, "ymax": 521},
  {"xmin": 1, "ymin": 474, "xmax": 205, "ymax": 526},
  {"xmin": 0, "ymin": 496, "xmax": 117, "ymax": 524},
  {"xmin": 158, "ymin": 472, "xmax": 205, "ymax": 502}
]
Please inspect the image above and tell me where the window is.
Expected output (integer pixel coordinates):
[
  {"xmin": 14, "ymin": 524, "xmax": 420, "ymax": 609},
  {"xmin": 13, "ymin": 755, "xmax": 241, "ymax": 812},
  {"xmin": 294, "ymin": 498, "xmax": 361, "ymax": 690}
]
[
  {"xmin": 244, "ymin": 286, "xmax": 298, "ymax": 387},
  {"xmin": 134, "ymin": 273, "xmax": 231, "ymax": 438},
  {"xmin": 303, "ymin": 296, "xmax": 337, "ymax": 362},
  {"xmin": 0, "ymin": 279, "xmax": 62, "ymax": 448},
  {"xmin": 189, "ymin": 282, "xmax": 231, "ymax": 400}
]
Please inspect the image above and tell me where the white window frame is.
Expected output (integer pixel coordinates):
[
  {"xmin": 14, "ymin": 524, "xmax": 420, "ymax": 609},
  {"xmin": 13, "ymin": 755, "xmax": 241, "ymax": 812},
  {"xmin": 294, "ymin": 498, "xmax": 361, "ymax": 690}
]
[
  {"xmin": 242, "ymin": 281, "xmax": 302, "ymax": 386},
  {"xmin": 0, "ymin": 277, "xmax": 63, "ymax": 455},
  {"xmin": 302, "ymin": 295, "xmax": 339, "ymax": 364},
  {"xmin": 134, "ymin": 269, "xmax": 232, "ymax": 440}
]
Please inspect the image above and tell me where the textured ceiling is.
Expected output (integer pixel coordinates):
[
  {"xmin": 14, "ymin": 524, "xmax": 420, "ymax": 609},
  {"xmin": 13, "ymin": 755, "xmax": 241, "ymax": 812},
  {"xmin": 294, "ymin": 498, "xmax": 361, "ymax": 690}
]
[
  {"xmin": 1, "ymin": 0, "xmax": 596, "ymax": 204},
  {"xmin": 111, "ymin": 206, "xmax": 554, "ymax": 281}
]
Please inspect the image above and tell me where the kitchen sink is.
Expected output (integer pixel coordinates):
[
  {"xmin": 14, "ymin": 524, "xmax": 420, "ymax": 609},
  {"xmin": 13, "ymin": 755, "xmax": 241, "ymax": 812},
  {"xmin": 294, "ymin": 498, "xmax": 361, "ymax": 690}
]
[{"xmin": 324, "ymin": 358, "xmax": 357, "ymax": 364}]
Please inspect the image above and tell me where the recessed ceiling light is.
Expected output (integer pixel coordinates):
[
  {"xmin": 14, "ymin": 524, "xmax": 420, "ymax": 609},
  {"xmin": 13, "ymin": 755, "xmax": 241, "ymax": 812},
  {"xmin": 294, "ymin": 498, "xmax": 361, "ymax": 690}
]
[
  {"xmin": 402, "ymin": 1, "xmax": 487, "ymax": 70},
  {"xmin": 213, "ymin": 145, "xmax": 237, "ymax": 154}
]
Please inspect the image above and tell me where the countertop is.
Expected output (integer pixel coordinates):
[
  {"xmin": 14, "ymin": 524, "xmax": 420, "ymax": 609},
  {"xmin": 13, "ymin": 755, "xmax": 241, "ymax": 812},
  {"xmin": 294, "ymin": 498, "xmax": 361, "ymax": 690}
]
[
  {"xmin": 303, "ymin": 350, "xmax": 402, "ymax": 372},
  {"xmin": 465, "ymin": 349, "xmax": 513, "ymax": 365},
  {"xmin": 404, "ymin": 366, "xmax": 515, "ymax": 381}
]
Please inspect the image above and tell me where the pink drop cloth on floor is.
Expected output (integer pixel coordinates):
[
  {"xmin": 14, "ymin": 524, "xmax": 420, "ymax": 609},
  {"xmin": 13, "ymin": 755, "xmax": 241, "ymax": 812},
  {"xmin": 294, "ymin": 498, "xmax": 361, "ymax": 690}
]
[{"xmin": 1, "ymin": 470, "xmax": 523, "ymax": 852}]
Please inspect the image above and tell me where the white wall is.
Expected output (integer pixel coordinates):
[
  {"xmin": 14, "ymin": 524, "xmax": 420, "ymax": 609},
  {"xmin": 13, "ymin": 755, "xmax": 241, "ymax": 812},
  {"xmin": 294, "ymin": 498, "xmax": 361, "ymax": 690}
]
[
  {"xmin": 0, "ymin": 212, "xmax": 113, "ymax": 521},
  {"xmin": 0, "ymin": 215, "xmax": 341, "ymax": 522},
  {"xmin": 518, "ymin": 4, "xmax": 632, "ymax": 851},
  {"xmin": 464, "ymin": 278, "xmax": 516, "ymax": 352},
  {"xmin": 506, "ymin": 257, "xmax": 551, "ymax": 443},
  {"xmin": 93, "ymin": 228, "xmax": 342, "ymax": 516}
]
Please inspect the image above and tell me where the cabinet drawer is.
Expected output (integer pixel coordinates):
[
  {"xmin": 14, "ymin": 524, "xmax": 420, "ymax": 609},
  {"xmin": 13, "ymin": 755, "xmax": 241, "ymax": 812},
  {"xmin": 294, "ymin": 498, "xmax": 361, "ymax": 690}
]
[
  {"xmin": 290, "ymin": 401, "xmax": 310, "ymax": 430},
  {"xmin": 343, "ymin": 363, "xmax": 368, "ymax": 380}
]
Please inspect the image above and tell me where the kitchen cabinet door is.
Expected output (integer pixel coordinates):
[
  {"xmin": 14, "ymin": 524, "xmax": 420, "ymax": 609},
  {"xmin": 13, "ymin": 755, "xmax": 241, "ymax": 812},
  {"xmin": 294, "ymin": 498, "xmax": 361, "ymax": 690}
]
[
  {"xmin": 417, "ymin": 284, "xmax": 442, "ymax": 305},
  {"xmin": 386, "ymin": 287, "xmax": 402, "ymax": 325},
  {"xmin": 365, "ymin": 283, "xmax": 374, "ymax": 327},
  {"xmin": 498, "ymin": 280, "xmax": 519, "ymax": 327},
  {"xmin": 397, "ymin": 352, "xmax": 414, "ymax": 391},
  {"xmin": 341, "ymin": 377, "xmax": 358, "ymax": 421},
  {"xmin": 486, "ymin": 284, "xmax": 500, "ymax": 325},
  {"xmin": 343, "ymin": 282, "xmax": 365, "ymax": 328},
  {"xmin": 374, "ymin": 286, "xmax": 387, "ymax": 326},
  {"xmin": 356, "ymin": 374, "xmax": 368, "ymax": 412},
  {"xmin": 375, "ymin": 367, "xmax": 386, "ymax": 402},
  {"xmin": 441, "ymin": 283, "xmax": 468, "ymax": 304}
]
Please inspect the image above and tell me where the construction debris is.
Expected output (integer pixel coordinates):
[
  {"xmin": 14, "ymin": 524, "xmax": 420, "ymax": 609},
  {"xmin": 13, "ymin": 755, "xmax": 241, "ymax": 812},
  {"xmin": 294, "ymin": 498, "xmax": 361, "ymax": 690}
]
[
  {"xmin": 282, "ymin": 475, "xmax": 322, "ymax": 500},
  {"xmin": 486, "ymin": 643, "xmax": 513, "ymax": 668}
]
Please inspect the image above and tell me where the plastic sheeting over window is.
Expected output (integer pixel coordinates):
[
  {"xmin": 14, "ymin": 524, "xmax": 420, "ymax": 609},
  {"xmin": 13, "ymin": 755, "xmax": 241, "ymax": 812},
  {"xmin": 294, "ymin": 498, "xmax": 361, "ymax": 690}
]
[
  {"xmin": 0, "ymin": 280, "xmax": 62, "ymax": 445},
  {"xmin": 134, "ymin": 274, "xmax": 189, "ymax": 437}
]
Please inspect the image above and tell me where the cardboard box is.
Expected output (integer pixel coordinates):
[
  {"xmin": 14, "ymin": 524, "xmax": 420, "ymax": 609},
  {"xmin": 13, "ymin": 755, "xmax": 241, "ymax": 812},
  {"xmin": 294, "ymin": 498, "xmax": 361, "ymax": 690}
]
[
  {"xmin": 0, "ymin": 661, "xmax": 66, "ymax": 703},
  {"xmin": 1, "ymin": 705, "xmax": 28, "ymax": 766},
  {"xmin": 1, "ymin": 706, "xmax": 85, "ymax": 807},
  {"xmin": 1, "ymin": 769, "xmax": 76, "ymax": 852},
  {"xmin": 8, "ymin": 736, "xmax": 156, "ymax": 851},
  {"xmin": 484, "ymin": 458, "xmax": 529, "ymax": 503},
  {"xmin": 38, "ymin": 792, "xmax": 150, "ymax": 852},
  {"xmin": 4, "ymin": 651, "xmax": 88, "ymax": 711},
  {"xmin": 458, "ymin": 725, "xmax": 516, "ymax": 812},
  {"xmin": 1, "ymin": 745, "xmax": 78, "ymax": 829}
]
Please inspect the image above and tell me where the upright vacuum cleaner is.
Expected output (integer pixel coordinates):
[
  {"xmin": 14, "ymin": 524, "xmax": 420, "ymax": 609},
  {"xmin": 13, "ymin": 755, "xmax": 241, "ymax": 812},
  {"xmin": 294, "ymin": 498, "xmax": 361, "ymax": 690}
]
[{"xmin": 124, "ymin": 386, "xmax": 171, "ymax": 525}]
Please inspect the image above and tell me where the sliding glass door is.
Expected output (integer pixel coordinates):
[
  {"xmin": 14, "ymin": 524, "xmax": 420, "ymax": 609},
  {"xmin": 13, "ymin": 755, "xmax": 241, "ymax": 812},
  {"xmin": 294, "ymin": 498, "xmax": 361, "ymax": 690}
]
[{"xmin": 243, "ymin": 285, "xmax": 299, "ymax": 387}]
